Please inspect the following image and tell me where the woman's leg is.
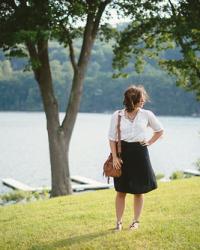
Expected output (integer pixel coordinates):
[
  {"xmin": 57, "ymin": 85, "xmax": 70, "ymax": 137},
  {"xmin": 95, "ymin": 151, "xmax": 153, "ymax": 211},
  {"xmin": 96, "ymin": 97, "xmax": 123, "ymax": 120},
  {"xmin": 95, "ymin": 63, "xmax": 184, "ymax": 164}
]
[
  {"xmin": 115, "ymin": 191, "xmax": 126, "ymax": 223},
  {"xmin": 129, "ymin": 194, "xmax": 144, "ymax": 229},
  {"xmin": 133, "ymin": 194, "xmax": 144, "ymax": 221}
]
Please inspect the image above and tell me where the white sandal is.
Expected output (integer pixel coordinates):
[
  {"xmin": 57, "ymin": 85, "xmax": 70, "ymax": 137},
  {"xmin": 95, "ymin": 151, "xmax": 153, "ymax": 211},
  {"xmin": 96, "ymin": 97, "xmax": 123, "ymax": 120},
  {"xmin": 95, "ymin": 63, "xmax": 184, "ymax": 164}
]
[
  {"xmin": 129, "ymin": 220, "xmax": 139, "ymax": 230},
  {"xmin": 115, "ymin": 221, "xmax": 122, "ymax": 231}
]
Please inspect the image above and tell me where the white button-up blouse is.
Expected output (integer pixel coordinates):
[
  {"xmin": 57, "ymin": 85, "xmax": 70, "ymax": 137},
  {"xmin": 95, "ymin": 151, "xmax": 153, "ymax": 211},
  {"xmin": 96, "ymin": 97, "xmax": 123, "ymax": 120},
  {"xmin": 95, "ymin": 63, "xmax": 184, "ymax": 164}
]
[{"xmin": 108, "ymin": 108, "xmax": 164, "ymax": 142}]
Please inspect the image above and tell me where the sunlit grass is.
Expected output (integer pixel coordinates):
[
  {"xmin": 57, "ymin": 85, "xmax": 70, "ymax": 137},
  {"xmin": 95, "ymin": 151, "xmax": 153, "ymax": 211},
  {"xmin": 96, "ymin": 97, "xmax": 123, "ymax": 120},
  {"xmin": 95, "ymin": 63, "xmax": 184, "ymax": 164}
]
[{"xmin": 0, "ymin": 177, "xmax": 199, "ymax": 250}]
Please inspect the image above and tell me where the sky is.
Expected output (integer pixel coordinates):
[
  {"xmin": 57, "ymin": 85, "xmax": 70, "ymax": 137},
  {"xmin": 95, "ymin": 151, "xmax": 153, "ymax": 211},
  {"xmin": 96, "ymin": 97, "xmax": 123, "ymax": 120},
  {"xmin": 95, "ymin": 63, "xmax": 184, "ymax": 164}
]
[{"xmin": 106, "ymin": 8, "xmax": 131, "ymax": 26}]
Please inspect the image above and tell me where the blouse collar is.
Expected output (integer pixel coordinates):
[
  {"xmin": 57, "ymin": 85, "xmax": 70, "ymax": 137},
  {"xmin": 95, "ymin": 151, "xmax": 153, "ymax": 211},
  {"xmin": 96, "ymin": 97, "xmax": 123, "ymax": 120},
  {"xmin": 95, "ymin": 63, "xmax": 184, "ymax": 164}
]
[{"xmin": 119, "ymin": 108, "xmax": 142, "ymax": 116}]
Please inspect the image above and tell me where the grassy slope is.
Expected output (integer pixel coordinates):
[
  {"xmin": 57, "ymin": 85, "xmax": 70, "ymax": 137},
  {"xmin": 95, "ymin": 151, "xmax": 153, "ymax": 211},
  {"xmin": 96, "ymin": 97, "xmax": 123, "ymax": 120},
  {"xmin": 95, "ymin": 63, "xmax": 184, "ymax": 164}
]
[{"xmin": 0, "ymin": 177, "xmax": 200, "ymax": 250}]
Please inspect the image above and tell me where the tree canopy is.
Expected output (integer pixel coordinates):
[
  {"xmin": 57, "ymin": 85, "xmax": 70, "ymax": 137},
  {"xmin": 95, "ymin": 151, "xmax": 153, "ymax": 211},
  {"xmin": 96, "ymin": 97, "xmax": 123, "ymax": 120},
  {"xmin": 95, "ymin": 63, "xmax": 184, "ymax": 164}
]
[
  {"xmin": 0, "ymin": 0, "xmax": 117, "ymax": 196},
  {"xmin": 113, "ymin": 0, "xmax": 200, "ymax": 100}
]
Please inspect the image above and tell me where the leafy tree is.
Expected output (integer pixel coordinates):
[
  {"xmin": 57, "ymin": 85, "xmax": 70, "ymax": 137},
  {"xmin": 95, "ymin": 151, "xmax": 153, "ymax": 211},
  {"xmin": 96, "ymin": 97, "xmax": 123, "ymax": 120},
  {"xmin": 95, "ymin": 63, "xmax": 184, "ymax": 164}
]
[
  {"xmin": 113, "ymin": 0, "xmax": 200, "ymax": 100},
  {"xmin": 0, "ymin": 0, "xmax": 115, "ymax": 196}
]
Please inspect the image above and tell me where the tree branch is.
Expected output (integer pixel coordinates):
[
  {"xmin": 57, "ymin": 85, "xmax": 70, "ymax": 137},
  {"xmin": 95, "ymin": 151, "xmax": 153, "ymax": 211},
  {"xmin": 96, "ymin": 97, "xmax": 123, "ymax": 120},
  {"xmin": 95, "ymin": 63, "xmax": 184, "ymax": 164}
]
[
  {"xmin": 86, "ymin": 0, "xmax": 93, "ymax": 5},
  {"xmin": 61, "ymin": 24, "xmax": 78, "ymax": 72},
  {"xmin": 92, "ymin": 0, "xmax": 112, "ymax": 38},
  {"xmin": 26, "ymin": 41, "xmax": 40, "ymax": 81},
  {"xmin": 168, "ymin": 0, "xmax": 176, "ymax": 16},
  {"xmin": 168, "ymin": 0, "xmax": 188, "ymax": 51},
  {"xmin": 68, "ymin": 38, "xmax": 77, "ymax": 72},
  {"xmin": 8, "ymin": 0, "xmax": 18, "ymax": 9},
  {"xmin": 77, "ymin": 0, "xmax": 112, "ymax": 68},
  {"xmin": 77, "ymin": 10, "xmax": 95, "ymax": 67},
  {"xmin": 19, "ymin": 0, "xmax": 27, "ymax": 7}
]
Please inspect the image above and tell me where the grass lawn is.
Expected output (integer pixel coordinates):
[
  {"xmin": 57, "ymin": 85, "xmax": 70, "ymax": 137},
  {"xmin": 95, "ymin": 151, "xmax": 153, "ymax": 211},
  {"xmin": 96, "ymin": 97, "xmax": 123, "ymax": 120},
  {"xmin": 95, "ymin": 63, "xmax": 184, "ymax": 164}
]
[{"xmin": 0, "ymin": 177, "xmax": 200, "ymax": 250}]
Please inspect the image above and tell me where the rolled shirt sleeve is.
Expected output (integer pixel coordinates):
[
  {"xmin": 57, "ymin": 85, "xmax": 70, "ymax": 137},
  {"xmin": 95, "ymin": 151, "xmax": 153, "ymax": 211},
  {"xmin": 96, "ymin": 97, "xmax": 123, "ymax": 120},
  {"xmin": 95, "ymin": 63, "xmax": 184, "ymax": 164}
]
[
  {"xmin": 108, "ymin": 111, "xmax": 118, "ymax": 141},
  {"xmin": 147, "ymin": 110, "xmax": 164, "ymax": 132}
]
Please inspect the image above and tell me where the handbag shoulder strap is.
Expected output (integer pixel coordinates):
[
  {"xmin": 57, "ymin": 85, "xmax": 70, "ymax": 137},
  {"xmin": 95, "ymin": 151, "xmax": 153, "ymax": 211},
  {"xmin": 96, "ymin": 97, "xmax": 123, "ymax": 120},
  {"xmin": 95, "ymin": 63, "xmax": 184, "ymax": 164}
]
[{"xmin": 117, "ymin": 110, "xmax": 122, "ymax": 157}]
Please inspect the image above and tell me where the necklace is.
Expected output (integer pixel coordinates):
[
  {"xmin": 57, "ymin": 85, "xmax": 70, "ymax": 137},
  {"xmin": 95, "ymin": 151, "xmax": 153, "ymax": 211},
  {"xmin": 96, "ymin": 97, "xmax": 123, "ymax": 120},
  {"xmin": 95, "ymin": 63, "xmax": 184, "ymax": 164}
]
[{"xmin": 125, "ymin": 109, "xmax": 139, "ymax": 122}]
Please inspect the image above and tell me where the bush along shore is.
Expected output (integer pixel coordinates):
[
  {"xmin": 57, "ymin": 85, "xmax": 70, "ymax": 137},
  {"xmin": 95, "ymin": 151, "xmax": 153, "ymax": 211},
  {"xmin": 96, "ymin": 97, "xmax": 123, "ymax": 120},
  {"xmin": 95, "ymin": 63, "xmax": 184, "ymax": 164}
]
[
  {"xmin": 0, "ymin": 188, "xmax": 50, "ymax": 206},
  {"xmin": 0, "ymin": 171, "xmax": 195, "ymax": 206}
]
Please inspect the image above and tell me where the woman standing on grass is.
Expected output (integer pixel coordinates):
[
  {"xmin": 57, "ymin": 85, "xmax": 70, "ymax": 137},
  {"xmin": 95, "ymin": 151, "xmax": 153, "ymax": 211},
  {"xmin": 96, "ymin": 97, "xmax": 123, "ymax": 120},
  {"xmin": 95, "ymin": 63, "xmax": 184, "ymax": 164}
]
[{"xmin": 108, "ymin": 85, "xmax": 164, "ymax": 231}]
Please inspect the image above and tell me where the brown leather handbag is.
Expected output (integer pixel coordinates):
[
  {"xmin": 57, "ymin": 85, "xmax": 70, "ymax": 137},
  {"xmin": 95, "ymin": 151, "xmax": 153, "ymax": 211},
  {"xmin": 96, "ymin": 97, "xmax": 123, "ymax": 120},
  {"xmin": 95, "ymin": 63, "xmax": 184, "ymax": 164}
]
[{"xmin": 103, "ymin": 112, "xmax": 122, "ymax": 183}]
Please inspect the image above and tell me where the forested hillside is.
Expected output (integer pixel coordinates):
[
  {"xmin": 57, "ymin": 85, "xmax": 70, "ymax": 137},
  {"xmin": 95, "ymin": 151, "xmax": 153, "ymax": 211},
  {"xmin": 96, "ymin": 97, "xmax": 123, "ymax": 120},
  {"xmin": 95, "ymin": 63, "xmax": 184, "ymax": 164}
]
[{"xmin": 0, "ymin": 40, "xmax": 199, "ymax": 115}]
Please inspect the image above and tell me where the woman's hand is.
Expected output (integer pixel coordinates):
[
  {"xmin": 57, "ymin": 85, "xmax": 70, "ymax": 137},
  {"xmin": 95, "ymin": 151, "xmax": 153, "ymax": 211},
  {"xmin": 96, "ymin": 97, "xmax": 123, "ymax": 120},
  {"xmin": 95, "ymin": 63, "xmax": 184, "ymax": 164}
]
[
  {"xmin": 113, "ymin": 156, "xmax": 123, "ymax": 169},
  {"xmin": 140, "ymin": 130, "xmax": 164, "ymax": 147},
  {"xmin": 140, "ymin": 140, "xmax": 150, "ymax": 146}
]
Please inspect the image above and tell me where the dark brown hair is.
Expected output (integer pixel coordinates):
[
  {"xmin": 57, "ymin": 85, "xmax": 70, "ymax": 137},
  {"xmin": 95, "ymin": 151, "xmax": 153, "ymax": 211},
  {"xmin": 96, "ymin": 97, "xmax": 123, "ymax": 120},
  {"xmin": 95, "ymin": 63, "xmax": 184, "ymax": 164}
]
[{"xmin": 123, "ymin": 85, "xmax": 149, "ymax": 112}]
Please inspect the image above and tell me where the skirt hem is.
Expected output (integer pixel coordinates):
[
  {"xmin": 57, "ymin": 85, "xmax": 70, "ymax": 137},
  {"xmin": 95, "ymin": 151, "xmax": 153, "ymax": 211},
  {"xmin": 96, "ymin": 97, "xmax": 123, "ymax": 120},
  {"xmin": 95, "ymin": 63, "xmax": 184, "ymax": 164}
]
[{"xmin": 114, "ymin": 185, "xmax": 157, "ymax": 194}]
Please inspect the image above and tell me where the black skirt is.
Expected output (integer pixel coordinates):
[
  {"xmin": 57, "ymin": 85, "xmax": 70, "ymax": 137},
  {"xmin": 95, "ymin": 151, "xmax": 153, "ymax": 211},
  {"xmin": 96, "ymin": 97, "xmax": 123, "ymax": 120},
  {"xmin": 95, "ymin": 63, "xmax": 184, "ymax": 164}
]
[{"xmin": 114, "ymin": 141, "xmax": 157, "ymax": 194}]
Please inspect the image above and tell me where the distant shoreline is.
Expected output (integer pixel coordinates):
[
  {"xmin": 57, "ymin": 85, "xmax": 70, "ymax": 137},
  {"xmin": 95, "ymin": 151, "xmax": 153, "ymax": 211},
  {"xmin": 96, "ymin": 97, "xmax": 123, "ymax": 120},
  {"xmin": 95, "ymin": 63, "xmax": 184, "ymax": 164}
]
[{"xmin": 0, "ymin": 110, "xmax": 200, "ymax": 117}]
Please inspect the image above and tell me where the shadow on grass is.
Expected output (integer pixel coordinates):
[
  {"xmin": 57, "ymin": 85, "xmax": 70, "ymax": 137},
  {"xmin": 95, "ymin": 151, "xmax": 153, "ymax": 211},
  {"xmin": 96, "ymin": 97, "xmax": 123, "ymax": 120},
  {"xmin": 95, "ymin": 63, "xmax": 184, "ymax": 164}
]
[{"xmin": 30, "ymin": 229, "xmax": 115, "ymax": 250}]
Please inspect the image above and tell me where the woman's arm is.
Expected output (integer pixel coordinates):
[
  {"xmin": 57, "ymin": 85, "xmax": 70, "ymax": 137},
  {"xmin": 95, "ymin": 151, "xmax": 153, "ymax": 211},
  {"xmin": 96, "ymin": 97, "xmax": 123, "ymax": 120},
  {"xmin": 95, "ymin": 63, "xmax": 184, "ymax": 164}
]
[
  {"xmin": 109, "ymin": 140, "xmax": 122, "ymax": 169},
  {"xmin": 140, "ymin": 130, "xmax": 164, "ymax": 146}
]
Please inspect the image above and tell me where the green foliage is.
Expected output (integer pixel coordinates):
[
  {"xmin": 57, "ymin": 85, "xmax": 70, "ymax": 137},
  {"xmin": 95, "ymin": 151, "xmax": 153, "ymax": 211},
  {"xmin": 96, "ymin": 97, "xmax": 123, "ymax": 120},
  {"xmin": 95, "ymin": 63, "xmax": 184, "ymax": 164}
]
[
  {"xmin": 0, "ymin": 1, "xmax": 200, "ymax": 115},
  {"xmin": 170, "ymin": 171, "xmax": 185, "ymax": 180},
  {"xmin": 0, "ymin": 178, "xmax": 200, "ymax": 249},
  {"xmin": 0, "ymin": 189, "xmax": 50, "ymax": 204},
  {"xmin": 32, "ymin": 192, "xmax": 40, "ymax": 200},
  {"xmin": 0, "ymin": 190, "xmax": 31, "ymax": 202},
  {"xmin": 98, "ymin": 24, "xmax": 119, "ymax": 42},
  {"xmin": 113, "ymin": 0, "xmax": 200, "ymax": 100},
  {"xmin": 0, "ymin": 0, "xmax": 118, "ymax": 59},
  {"xmin": 40, "ymin": 189, "xmax": 50, "ymax": 199}
]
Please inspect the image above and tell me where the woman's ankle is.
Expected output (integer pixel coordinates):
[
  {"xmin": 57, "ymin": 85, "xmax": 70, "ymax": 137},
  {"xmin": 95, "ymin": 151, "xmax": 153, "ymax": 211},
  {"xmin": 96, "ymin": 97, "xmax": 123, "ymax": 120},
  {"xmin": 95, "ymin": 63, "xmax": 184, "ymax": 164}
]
[
  {"xmin": 116, "ymin": 217, "xmax": 123, "ymax": 223},
  {"xmin": 115, "ymin": 220, "xmax": 123, "ymax": 231}
]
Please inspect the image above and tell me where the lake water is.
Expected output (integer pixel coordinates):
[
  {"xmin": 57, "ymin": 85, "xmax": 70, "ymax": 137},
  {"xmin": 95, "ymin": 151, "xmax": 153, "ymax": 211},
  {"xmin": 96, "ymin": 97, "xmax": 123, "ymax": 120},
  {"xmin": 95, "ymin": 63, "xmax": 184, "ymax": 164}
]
[{"xmin": 0, "ymin": 112, "xmax": 200, "ymax": 194}]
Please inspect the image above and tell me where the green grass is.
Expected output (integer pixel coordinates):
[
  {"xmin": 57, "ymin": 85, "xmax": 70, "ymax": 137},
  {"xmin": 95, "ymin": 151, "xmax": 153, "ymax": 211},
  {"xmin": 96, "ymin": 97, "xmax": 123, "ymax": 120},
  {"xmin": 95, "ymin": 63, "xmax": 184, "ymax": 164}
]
[{"xmin": 0, "ymin": 177, "xmax": 200, "ymax": 250}]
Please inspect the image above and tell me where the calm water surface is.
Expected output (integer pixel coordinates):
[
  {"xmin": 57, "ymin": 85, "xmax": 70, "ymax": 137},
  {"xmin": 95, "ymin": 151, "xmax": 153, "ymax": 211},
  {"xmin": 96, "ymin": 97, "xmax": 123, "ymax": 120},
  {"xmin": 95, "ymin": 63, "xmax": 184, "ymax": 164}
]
[{"xmin": 0, "ymin": 112, "xmax": 199, "ymax": 193}]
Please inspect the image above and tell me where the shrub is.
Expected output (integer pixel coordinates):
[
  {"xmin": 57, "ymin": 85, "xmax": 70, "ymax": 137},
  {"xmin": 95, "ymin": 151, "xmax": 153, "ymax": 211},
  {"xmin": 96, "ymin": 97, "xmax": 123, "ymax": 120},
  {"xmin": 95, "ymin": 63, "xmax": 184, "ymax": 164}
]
[
  {"xmin": 32, "ymin": 192, "xmax": 40, "ymax": 200},
  {"xmin": 0, "ymin": 189, "xmax": 50, "ymax": 205},
  {"xmin": 0, "ymin": 190, "xmax": 31, "ymax": 202},
  {"xmin": 40, "ymin": 189, "xmax": 50, "ymax": 199},
  {"xmin": 170, "ymin": 171, "xmax": 184, "ymax": 180}
]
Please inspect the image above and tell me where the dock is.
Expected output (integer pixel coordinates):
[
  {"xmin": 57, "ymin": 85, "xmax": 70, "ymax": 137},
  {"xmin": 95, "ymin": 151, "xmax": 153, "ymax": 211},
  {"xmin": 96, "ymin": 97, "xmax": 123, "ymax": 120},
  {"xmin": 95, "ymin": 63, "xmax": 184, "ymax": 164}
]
[
  {"xmin": 183, "ymin": 169, "xmax": 200, "ymax": 176},
  {"xmin": 1, "ymin": 178, "xmax": 36, "ymax": 192},
  {"xmin": 2, "ymin": 175, "xmax": 113, "ymax": 192}
]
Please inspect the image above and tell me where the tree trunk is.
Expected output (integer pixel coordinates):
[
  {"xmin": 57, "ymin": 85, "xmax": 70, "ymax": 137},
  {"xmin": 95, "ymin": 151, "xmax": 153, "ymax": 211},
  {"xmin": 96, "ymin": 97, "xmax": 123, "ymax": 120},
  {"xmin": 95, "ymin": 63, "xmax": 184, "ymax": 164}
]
[
  {"xmin": 26, "ymin": 2, "xmax": 109, "ymax": 197},
  {"xmin": 62, "ymin": 15, "xmax": 96, "ymax": 148},
  {"xmin": 47, "ymin": 125, "xmax": 72, "ymax": 196},
  {"xmin": 27, "ymin": 31, "xmax": 95, "ymax": 197},
  {"xmin": 27, "ymin": 39, "xmax": 72, "ymax": 196},
  {"xmin": 61, "ymin": 4, "xmax": 109, "ymax": 190}
]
